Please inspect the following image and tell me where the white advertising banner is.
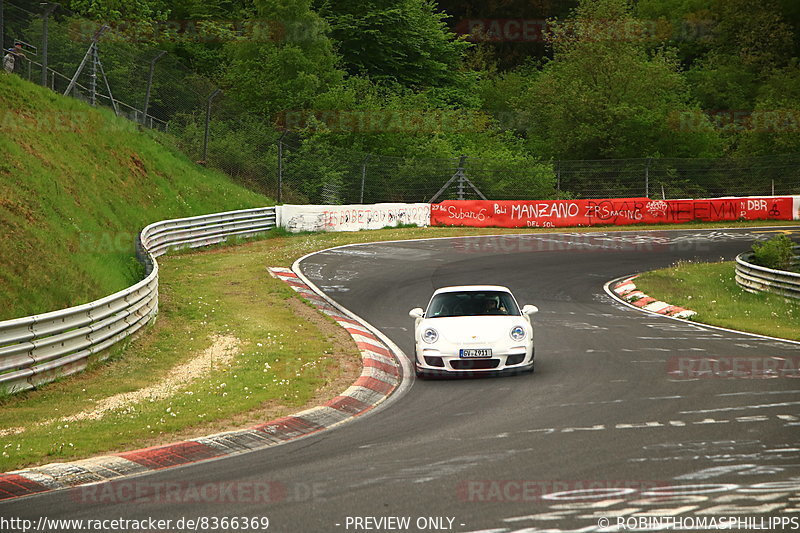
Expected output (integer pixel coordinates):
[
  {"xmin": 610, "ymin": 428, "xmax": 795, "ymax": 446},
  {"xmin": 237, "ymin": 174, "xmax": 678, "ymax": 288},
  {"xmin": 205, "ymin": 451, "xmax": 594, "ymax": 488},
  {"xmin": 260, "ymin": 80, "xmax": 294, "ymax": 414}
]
[
  {"xmin": 280, "ymin": 203, "xmax": 431, "ymax": 232},
  {"xmin": 794, "ymin": 196, "xmax": 800, "ymax": 220}
]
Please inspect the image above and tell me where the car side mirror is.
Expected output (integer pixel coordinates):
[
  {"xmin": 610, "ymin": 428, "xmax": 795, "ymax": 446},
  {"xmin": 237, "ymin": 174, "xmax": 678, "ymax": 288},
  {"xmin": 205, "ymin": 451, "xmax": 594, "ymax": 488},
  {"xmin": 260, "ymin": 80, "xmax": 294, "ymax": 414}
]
[
  {"xmin": 409, "ymin": 308, "xmax": 424, "ymax": 319},
  {"xmin": 522, "ymin": 305, "xmax": 539, "ymax": 316}
]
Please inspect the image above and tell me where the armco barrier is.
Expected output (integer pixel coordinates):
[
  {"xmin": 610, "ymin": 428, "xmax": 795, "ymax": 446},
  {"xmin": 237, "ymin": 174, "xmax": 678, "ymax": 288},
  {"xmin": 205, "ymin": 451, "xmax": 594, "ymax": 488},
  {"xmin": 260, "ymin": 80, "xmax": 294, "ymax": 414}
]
[
  {"xmin": 735, "ymin": 246, "xmax": 800, "ymax": 301},
  {"xmin": 0, "ymin": 207, "xmax": 276, "ymax": 394}
]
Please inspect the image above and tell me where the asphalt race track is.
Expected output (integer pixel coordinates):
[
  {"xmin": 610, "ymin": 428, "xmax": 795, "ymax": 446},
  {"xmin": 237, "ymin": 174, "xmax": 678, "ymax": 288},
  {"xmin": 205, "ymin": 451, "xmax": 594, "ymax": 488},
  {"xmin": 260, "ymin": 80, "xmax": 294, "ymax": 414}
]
[{"xmin": 2, "ymin": 227, "xmax": 800, "ymax": 533}]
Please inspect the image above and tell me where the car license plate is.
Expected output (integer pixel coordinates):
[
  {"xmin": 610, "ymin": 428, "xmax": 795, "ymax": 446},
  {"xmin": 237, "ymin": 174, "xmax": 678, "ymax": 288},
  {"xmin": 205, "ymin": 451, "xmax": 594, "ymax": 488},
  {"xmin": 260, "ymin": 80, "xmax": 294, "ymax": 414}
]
[{"xmin": 460, "ymin": 348, "xmax": 492, "ymax": 358}]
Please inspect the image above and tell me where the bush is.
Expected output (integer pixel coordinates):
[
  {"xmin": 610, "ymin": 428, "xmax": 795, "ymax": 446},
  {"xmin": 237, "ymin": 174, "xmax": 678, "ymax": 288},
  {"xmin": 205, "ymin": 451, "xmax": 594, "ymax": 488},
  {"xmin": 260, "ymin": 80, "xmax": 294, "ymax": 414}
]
[{"xmin": 751, "ymin": 235, "xmax": 796, "ymax": 271}]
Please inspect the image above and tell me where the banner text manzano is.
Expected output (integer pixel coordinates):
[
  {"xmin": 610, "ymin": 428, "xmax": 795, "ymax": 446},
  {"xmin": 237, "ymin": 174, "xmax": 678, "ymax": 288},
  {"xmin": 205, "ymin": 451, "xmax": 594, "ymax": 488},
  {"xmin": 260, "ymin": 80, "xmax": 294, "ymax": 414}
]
[{"xmin": 431, "ymin": 197, "xmax": 799, "ymax": 228}]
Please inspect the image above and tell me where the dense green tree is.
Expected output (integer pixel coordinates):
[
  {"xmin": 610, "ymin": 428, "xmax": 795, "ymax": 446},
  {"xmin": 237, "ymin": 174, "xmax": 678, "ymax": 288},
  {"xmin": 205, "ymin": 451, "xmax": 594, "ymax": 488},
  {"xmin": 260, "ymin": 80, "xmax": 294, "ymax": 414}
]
[
  {"xmin": 635, "ymin": 0, "xmax": 714, "ymax": 67},
  {"xmin": 515, "ymin": 0, "xmax": 722, "ymax": 160},
  {"xmin": 313, "ymin": 0, "xmax": 470, "ymax": 88},
  {"xmin": 685, "ymin": 0, "xmax": 795, "ymax": 110},
  {"xmin": 219, "ymin": 0, "xmax": 344, "ymax": 116},
  {"xmin": 61, "ymin": 0, "xmax": 170, "ymax": 21},
  {"xmin": 735, "ymin": 62, "xmax": 800, "ymax": 156}
]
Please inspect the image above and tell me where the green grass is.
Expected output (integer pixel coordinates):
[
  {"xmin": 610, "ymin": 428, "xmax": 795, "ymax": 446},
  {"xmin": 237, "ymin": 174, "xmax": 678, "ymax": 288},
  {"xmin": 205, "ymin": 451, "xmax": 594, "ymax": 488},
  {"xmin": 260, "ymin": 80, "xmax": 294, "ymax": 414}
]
[
  {"xmin": 0, "ymin": 74, "xmax": 271, "ymax": 320},
  {"xmin": 635, "ymin": 261, "xmax": 799, "ymax": 340}
]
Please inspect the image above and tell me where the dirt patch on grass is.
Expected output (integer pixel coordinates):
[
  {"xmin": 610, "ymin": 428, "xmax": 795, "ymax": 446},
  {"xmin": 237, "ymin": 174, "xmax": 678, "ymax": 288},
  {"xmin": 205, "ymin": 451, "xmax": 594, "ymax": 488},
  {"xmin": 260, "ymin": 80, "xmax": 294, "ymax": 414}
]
[
  {"xmin": 1, "ymin": 335, "xmax": 241, "ymax": 438},
  {"xmin": 117, "ymin": 296, "xmax": 363, "ymax": 447},
  {"xmin": 61, "ymin": 334, "xmax": 241, "ymax": 423}
]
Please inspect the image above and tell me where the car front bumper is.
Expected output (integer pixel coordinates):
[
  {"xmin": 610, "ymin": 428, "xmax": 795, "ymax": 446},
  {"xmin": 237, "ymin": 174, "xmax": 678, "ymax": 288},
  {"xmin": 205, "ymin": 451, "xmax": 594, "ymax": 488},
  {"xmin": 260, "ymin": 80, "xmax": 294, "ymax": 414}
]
[{"xmin": 414, "ymin": 345, "xmax": 534, "ymax": 375}]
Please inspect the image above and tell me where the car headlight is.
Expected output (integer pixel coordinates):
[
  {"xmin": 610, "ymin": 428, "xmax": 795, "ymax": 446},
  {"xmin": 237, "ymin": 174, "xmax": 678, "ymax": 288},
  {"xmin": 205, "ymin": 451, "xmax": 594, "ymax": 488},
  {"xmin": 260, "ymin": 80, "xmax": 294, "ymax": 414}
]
[
  {"xmin": 422, "ymin": 328, "xmax": 439, "ymax": 344},
  {"xmin": 510, "ymin": 325, "xmax": 526, "ymax": 341}
]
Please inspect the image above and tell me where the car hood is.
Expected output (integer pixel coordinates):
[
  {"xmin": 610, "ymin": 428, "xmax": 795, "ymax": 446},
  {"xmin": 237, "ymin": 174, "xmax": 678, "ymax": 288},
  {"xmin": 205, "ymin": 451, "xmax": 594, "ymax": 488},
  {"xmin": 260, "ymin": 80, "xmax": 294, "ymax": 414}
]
[{"xmin": 421, "ymin": 316, "xmax": 526, "ymax": 344}]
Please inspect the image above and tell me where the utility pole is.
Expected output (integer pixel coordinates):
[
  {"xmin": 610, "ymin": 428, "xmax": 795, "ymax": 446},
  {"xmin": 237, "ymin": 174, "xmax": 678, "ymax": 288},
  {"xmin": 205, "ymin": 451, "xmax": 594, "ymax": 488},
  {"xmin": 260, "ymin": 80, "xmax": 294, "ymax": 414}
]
[{"xmin": 41, "ymin": 2, "xmax": 58, "ymax": 87}]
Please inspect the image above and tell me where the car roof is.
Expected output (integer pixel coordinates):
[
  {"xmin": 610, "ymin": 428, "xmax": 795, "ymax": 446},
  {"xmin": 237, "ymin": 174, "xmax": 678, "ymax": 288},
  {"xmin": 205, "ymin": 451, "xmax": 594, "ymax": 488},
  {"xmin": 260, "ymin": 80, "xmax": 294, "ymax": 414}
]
[{"xmin": 432, "ymin": 285, "xmax": 512, "ymax": 295}]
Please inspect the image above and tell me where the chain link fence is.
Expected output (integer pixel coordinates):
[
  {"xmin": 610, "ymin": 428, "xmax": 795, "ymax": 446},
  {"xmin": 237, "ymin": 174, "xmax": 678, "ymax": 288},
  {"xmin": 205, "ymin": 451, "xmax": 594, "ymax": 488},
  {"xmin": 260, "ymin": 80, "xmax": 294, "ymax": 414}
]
[
  {"xmin": 3, "ymin": 2, "xmax": 799, "ymax": 205},
  {"xmin": 3, "ymin": 1, "xmax": 213, "ymax": 130}
]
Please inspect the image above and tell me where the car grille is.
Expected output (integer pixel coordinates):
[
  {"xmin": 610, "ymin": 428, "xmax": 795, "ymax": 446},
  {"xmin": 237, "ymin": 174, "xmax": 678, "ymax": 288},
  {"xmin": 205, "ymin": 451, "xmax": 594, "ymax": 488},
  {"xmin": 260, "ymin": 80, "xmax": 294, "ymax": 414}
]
[
  {"xmin": 424, "ymin": 356, "xmax": 444, "ymax": 367},
  {"xmin": 450, "ymin": 359, "xmax": 500, "ymax": 370}
]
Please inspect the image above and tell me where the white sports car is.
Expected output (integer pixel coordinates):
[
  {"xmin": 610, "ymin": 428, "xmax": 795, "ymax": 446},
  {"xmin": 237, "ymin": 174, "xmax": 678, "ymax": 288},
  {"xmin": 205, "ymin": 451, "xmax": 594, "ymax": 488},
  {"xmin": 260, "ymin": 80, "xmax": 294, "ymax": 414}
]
[{"xmin": 409, "ymin": 285, "xmax": 538, "ymax": 377}]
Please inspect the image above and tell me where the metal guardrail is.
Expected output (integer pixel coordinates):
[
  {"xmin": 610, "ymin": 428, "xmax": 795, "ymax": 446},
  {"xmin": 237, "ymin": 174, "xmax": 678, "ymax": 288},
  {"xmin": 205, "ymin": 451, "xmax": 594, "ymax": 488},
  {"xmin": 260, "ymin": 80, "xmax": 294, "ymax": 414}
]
[
  {"xmin": 735, "ymin": 246, "xmax": 800, "ymax": 300},
  {"xmin": 0, "ymin": 207, "xmax": 277, "ymax": 394}
]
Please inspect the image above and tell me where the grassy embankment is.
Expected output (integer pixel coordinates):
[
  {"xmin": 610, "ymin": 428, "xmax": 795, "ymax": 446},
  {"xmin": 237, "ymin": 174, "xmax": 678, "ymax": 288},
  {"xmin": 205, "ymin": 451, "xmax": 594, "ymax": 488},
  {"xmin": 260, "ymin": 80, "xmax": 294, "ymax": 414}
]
[
  {"xmin": 0, "ymin": 73, "xmax": 269, "ymax": 320},
  {"xmin": 635, "ymin": 255, "xmax": 799, "ymax": 341}
]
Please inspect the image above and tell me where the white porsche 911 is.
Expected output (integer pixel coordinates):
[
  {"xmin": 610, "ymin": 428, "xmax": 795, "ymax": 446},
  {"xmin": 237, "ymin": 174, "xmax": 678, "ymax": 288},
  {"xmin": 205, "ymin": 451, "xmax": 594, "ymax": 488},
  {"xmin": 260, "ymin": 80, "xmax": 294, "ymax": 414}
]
[{"xmin": 409, "ymin": 285, "xmax": 538, "ymax": 377}]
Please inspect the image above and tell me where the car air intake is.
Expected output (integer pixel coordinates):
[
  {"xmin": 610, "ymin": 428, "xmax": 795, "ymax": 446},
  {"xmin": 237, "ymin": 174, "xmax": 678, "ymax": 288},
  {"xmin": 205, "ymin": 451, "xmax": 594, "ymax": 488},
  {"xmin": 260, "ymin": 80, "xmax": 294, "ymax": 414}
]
[
  {"xmin": 506, "ymin": 354, "xmax": 526, "ymax": 366},
  {"xmin": 450, "ymin": 359, "xmax": 500, "ymax": 370},
  {"xmin": 424, "ymin": 356, "xmax": 445, "ymax": 367}
]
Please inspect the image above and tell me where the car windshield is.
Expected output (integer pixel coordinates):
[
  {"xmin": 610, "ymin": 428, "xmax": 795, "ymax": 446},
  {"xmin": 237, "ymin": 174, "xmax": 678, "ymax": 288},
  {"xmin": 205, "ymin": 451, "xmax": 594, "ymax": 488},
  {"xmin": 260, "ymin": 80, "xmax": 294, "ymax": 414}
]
[{"xmin": 426, "ymin": 290, "xmax": 520, "ymax": 318}]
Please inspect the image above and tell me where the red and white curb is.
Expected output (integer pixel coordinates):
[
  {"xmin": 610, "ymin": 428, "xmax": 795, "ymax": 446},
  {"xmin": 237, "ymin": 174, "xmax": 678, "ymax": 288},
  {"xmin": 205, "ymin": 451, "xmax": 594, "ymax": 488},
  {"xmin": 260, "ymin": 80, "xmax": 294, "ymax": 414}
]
[
  {"xmin": 0, "ymin": 268, "xmax": 402, "ymax": 502},
  {"xmin": 611, "ymin": 275, "xmax": 697, "ymax": 319}
]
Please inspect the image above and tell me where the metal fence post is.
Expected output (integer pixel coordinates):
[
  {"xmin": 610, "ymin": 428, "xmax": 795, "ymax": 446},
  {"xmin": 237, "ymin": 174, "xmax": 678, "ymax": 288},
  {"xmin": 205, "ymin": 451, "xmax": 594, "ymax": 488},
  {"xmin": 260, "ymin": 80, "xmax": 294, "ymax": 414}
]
[
  {"xmin": 645, "ymin": 157, "xmax": 652, "ymax": 198},
  {"xmin": 40, "ymin": 3, "xmax": 57, "ymax": 87},
  {"xmin": 1, "ymin": 0, "xmax": 4, "ymax": 52},
  {"xmin": 143, "ymin": 50, "xmax": 165, "ymax": 124},
  {"xmin": 202, "ymin": 88, "xmax": 221, "ymax": 162},
  {"xmin": 556, "ymin": 160, "xmax": 561, "ymax": 193},
  {"xmin": 360, "ymin": 155, "xmax": 370, "ymax": 204},
  {"xmin": 278, "ymin": 131, "xmax": 287, "ymax": 203}
]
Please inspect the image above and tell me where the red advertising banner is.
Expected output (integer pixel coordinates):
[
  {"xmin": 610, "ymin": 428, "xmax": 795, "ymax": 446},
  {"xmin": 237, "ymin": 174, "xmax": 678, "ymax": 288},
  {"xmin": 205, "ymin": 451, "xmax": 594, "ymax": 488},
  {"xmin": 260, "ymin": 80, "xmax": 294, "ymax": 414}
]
[{"xmin": 431, "ymin": 197, "xmax": 799, "ymax": 229}]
